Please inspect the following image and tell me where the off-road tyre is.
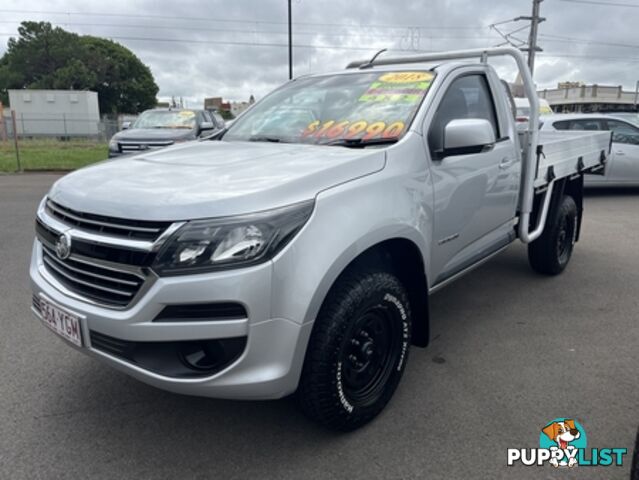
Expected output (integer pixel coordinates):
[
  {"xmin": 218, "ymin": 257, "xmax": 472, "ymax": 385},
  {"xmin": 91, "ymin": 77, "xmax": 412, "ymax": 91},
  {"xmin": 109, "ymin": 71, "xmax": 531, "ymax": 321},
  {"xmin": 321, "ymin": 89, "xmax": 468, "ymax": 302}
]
[
  {"xmin": 528, "ymin": 194, "xmax": 578, "ymax": 275},
  {"xmin": 298, "ymin": 270, "xmax": 411, "ymax": 431}
]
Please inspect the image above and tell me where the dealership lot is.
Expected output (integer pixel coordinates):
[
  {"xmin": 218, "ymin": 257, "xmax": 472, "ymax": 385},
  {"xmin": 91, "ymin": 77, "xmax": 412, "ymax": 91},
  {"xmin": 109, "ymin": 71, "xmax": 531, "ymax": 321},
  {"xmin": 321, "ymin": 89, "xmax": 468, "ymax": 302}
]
[{"xmin": 1, "ymin": 174, "xmax": 637, "ymax": 479}]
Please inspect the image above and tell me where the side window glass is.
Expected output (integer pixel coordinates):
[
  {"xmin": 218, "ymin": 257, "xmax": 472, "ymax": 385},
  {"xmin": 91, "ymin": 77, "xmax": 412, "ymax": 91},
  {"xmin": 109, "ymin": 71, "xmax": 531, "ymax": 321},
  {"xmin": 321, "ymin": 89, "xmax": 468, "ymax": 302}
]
[
  {"xmin": 569, "ymin": 119, "xmax": 601, "ymax": 131},
  {"xmin": 606, "ymin": 120, "xmax": 639, "ymax": 145},
  {"xmin": 428, "ymin": 74, "xmax": 498, "ymax": 157},
  {"xmin": 553, "ymin": 120, "xmax": 570, "ymax": 130}
]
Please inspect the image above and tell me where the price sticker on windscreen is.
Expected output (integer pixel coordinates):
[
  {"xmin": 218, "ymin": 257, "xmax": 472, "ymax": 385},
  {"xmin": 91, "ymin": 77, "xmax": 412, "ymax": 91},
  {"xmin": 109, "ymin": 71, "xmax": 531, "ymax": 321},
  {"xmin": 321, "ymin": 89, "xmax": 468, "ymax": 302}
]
[{"xmin": 359, "ymin": 71, "xmax": 434, "ymax": 103}]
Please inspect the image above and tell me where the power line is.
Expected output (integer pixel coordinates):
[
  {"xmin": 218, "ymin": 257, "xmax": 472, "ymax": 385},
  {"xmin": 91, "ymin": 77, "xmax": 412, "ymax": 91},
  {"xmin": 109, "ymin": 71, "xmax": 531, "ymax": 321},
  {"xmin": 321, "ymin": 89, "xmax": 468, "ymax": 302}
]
[
  {"xmin": 0, "ymin": 19, "xmax": 500, "ymax": 42},
  {"xmin": 0, "ymin": 32, "xmax": 435, "ymax": 52},
  {"xmin": 540, "ymin": 33, "xmax": 639, "ymax": 49},
  {"xmin": 0, "ymin": 9, "xmax": 485, "ymax": 31},
  {"xmin": 559, "ymin": 0, "xmax": 639, "ymax": 7},
  {"xmin": 540, "ymin": 52, "xmax": 639, "ymax": 61}
]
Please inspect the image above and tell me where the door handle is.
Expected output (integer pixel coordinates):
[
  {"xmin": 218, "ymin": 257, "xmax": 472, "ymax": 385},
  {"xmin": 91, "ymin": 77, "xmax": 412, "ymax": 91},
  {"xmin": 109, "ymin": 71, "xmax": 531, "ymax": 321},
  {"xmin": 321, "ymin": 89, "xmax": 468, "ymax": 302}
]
[
  {"xmin": 499, "ymin": 158, "xmax": 514, "ymax": 169},
  {"xmin": 615, "ymin": 151, "xmax": 625, "ymax": 156}
]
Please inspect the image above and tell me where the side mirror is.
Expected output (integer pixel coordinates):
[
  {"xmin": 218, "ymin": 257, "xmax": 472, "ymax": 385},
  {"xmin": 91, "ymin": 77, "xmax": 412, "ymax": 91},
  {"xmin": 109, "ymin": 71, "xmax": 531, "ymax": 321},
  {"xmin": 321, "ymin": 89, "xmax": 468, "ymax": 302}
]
[
  {"xmin": 121, "ymin": 121, "xmax": 131, "ymax": 130},
  {"xmin": 443, "ymin": 119, "xmax": 496, "ymax": 156},
  {"xmin": 200, "ymin": 121, "xmax": 215, "ymax": 131}
]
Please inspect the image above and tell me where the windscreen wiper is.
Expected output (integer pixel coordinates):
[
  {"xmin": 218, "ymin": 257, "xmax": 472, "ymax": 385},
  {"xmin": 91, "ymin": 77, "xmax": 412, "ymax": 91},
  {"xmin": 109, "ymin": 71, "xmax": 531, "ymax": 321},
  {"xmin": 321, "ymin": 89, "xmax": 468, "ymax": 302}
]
[{"xmin": 324, "ymin": 137, "xmax": 399, "ymax": 148}]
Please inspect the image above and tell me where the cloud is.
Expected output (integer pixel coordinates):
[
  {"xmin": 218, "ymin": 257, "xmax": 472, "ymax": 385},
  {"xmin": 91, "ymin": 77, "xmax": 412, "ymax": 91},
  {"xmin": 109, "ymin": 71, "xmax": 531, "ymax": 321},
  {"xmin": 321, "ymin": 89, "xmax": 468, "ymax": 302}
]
[{"xmin": 1, "ymin": 0, "xmax": 637, "ymax": 108}]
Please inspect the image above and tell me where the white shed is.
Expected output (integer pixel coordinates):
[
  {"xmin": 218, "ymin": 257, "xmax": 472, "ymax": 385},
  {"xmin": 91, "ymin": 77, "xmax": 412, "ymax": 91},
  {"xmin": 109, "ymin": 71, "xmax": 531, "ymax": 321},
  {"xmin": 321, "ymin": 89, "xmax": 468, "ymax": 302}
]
[{"xmin": 8, "ymin": 89, "xmax": 101, "ymax": 136}]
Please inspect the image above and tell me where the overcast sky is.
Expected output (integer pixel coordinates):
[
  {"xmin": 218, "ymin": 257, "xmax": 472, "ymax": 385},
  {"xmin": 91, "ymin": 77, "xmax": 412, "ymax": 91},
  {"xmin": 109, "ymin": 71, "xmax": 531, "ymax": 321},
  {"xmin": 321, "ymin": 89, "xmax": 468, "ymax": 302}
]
[{"xmin": 1, "ymin": 0, "xmax": 637, "ymax": 107}]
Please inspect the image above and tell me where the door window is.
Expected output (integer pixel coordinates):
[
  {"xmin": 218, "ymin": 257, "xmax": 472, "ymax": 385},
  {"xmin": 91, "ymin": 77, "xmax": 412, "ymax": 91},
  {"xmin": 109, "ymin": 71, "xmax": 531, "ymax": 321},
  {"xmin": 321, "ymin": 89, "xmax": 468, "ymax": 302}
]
[
  {"xmin": 553, "ymin": 119, "xmax": 603, "ymax": 131},
  {"xmin": 428, "ymin": 74, "xmax": 498, "ymax": 157},
  {"xmin": 605, "ymin": 119, "xmax": 639, "ymax": 145}
]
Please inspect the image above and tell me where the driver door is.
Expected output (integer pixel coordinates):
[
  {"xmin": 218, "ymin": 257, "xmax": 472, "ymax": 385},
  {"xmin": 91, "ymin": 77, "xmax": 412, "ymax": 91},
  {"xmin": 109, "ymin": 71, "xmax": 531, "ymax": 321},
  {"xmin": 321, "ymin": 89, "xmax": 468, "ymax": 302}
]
[{"xmin": 426, "ymin": 72, "xmax": 519, "ymax": 285}]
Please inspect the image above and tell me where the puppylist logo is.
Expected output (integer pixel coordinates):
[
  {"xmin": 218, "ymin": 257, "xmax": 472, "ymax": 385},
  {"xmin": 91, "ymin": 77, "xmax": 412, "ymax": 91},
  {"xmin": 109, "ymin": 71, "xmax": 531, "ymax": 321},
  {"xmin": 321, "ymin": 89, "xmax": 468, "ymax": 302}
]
[{"xmin": 507, "ymin": 418, "xmax": 627, "ymax": 468}]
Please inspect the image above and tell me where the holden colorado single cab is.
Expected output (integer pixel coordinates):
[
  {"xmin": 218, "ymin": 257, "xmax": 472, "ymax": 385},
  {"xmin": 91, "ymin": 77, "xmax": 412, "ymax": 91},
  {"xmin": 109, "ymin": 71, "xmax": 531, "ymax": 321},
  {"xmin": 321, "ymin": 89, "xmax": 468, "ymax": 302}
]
[{"xmin": 30, "ymin": 47, "xmax": 610, "ymax": 431}]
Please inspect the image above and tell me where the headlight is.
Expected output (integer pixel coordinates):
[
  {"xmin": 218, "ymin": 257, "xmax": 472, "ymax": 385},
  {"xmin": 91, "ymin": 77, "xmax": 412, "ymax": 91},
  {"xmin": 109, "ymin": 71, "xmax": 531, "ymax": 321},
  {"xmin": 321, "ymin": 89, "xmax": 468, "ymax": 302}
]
[
  {"xmin": 108, "ymin": 139, "xmax": 119, "ymax": 152},
  {"xmin": 152, "ymin": 200, "xmax": 314, "ymax": 276}
]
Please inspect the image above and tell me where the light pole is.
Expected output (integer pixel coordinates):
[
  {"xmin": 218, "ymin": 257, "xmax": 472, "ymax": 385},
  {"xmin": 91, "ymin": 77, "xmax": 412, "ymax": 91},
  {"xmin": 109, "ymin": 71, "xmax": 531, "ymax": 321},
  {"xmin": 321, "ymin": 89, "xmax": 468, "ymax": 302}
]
[
  {"xmin": 288, "ymin": 0, "xmax": 293, "ymax": 79},
  {"xmin": 525, "ymin": 0, "xmax": 544, "ymax": 75}
]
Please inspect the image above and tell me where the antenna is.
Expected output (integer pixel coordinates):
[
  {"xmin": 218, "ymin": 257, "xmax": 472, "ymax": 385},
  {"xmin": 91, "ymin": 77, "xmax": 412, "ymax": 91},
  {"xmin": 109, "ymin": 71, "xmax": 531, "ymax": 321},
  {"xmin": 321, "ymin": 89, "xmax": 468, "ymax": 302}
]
[{"xmin": 359, "ymin": 48, "xmax": 388, "ymax": 69}]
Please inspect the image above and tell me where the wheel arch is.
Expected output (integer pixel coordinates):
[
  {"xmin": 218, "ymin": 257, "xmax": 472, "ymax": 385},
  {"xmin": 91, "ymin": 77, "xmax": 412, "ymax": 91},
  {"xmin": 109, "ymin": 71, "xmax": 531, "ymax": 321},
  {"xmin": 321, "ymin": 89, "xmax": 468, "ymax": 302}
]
[
  {"xmin": 531, "ymin": 175, "xmax": 584, "ymax": 242},
  {"xmin": 305, "ymin": 236, "xmax": 430, "ymax": 348}
]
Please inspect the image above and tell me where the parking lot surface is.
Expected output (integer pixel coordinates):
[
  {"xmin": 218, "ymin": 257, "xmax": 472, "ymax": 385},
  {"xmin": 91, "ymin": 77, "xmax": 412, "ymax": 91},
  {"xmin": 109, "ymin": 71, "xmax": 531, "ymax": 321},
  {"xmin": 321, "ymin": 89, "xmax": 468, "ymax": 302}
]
[{"xmin": 1, "ymin": 174, "xmax": 637, "ymax": 479}]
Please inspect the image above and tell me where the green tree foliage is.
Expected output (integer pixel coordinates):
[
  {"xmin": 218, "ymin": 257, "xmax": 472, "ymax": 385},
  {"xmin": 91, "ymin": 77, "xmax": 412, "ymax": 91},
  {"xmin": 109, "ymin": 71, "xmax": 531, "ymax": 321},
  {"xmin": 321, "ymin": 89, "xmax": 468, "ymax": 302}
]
[{"xmin": 0, "ymin": 22, "xmax": 159, "ymax": 114}]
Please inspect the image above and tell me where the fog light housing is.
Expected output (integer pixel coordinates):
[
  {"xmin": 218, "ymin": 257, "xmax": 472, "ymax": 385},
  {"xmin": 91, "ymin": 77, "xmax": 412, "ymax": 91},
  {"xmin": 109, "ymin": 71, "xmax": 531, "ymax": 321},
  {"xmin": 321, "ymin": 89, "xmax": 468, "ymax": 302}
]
[
  {"xmin": 179, "ymin": 340, "xmax": 227, "ymax": 371},
  {"xmin": 89, "ymin": 330, "xmax": 247, "ymax": 378}
]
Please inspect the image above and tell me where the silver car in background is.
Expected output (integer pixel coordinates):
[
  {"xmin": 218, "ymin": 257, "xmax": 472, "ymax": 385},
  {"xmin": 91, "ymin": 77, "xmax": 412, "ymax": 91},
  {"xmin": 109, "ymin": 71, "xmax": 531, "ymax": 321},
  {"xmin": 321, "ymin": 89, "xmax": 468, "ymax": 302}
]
[{"xmin": 540, "ymin": 113, "xmax": 639, "ymax": 187}]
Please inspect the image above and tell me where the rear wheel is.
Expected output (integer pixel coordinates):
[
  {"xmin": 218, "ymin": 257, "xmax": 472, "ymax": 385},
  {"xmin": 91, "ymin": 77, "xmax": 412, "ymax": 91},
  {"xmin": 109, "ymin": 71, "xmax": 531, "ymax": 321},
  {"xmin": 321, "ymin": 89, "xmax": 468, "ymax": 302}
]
[
  {"xmin": 298, "ymin": 270, "xmax": 411, "ymax": 431},
  {"xmin": 528, "ymin": 194, "xmax": 578, "ymax": 275}
]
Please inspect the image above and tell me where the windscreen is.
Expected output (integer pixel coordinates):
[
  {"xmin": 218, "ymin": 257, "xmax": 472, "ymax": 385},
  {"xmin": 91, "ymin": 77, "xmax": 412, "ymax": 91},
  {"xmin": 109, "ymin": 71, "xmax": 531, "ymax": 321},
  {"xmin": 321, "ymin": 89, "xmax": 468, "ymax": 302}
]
[
  {"xmin": 133, "ymin": 110, "xmax": 197, "ymax": 129},
  {"xmin": 224, "ymin": 70, "xmax": 435, "ymax": 145}
]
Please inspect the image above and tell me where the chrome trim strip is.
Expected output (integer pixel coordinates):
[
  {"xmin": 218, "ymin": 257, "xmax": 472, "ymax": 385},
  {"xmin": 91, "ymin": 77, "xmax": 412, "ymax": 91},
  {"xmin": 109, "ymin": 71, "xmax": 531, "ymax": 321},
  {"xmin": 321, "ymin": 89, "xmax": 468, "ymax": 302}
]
[
  {"xmin": 119, "ymin": 141, "xmax": 173, "ymax": 146},
  {"xmin": 42, "ymin": 255, "xmax": 134, "ymax": 297},
  {"xmin": 47, "ymin": 200, "xmax": 161, "ymax": 233},
  {"xmin": 38, "ymin": 236, "xmax": 146, "ymax": 279},
  {"xmin": 39, "ymin": 199, "xmax": 185, "ymax": 253},
  {"xmin": 42, "ymin": 247, "xmax": 140, "ymax": 287},
  {"xmin": 38, "ymin": 205, "xmax": 155, "ymax": 251},
  {"xmin": 37, "ymin": 204, "xmax": 183, "ymax": 253}
]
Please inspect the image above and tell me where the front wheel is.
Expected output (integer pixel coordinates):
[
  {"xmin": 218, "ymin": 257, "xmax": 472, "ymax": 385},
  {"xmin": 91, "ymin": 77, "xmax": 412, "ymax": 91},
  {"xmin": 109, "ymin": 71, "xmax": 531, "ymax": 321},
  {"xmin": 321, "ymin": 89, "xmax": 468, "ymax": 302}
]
[
  {"xmin": 528, "ymin": 194, "xmax": 578, "ymax": 275},
  {"xmin": 298, "ymin": 270, "xmax": 411, "ymax": 431}
]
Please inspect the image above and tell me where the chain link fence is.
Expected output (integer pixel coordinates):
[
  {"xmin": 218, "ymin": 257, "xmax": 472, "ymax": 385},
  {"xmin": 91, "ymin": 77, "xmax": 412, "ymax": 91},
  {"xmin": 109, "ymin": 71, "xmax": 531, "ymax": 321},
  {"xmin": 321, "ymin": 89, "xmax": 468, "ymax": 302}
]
[{"xmin": 1, "ymin": 112, "xmax": 115, "ymax": 172}]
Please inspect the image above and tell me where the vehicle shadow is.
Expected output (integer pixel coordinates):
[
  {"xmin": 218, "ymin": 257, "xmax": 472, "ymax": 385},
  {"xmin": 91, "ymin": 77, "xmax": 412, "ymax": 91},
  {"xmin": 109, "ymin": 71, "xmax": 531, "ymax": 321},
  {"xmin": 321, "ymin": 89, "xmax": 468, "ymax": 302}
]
[{"xmin": 34, "ymin": 365, "xmax": 351, "ymax": 477}]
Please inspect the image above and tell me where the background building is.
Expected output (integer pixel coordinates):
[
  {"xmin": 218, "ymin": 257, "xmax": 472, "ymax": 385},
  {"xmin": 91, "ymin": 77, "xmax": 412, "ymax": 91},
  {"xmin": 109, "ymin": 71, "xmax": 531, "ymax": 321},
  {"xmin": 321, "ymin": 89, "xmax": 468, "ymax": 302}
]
[
  {"xmin": 204, "ymin": 95, "xmax": 255, "ymax": 119},
  {"xmin": 538, "ymin": 83, "xmax": 639, "ymax": 113},
  {"xmin": 8, "ymin": 89, "xmax": 100, "ymax": 136}
]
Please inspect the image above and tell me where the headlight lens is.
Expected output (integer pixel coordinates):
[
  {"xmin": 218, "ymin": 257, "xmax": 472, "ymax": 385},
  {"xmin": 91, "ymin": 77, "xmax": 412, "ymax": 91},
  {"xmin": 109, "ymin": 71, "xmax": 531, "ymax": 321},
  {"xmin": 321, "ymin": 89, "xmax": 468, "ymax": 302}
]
[
  {"xmin": 152, "ymin": 200, "xmax": 314, "ymax": 275},
  {"xmin": 108, "ymin": 139, "xmax": 119, "ymax": 152}
]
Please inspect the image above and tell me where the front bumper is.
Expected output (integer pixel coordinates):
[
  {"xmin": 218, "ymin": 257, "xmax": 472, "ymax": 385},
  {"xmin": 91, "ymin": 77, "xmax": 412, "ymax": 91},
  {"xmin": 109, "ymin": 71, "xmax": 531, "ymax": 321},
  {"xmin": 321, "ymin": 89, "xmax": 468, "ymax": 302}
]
[
  {"xmin": 107, "ymin": 150, "xmax": 132, "ymax": 158},
  {"xmin": 29, "ymin": 241, "xmax": 312, "ymax": 399}
]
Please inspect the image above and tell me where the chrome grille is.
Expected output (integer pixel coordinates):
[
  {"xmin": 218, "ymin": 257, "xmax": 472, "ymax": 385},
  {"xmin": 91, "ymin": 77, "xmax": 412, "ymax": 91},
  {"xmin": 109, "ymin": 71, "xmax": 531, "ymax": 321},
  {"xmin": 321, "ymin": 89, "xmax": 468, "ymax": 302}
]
[
  {"xmin": 41, "ymin": 243, "xmax": 146, "ymax": 307},
  {"xmin": 118, "ymin": 140, "xmax": 173, "ymax": 154},
  {"xmin": 45, "ymin": 199, "xmax": 171, "ymax": 241}
]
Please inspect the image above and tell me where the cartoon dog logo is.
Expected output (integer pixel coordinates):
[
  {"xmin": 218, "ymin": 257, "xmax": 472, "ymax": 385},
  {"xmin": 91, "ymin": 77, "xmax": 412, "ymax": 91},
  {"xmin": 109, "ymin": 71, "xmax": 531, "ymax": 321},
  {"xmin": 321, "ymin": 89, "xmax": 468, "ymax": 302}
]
[{"xmin": 542, "ymin": 419, "xmax": 581, "ymax": 468}]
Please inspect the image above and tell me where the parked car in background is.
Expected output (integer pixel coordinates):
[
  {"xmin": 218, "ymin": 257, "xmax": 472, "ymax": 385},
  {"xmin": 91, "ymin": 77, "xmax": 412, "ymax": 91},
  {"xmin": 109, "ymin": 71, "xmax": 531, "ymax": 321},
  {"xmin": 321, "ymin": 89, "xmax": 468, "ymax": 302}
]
[
  {"xmin": 204, "ymin": 108, "xmax": 227, "ymax": 130},
  {"xmin": 514, "ymin": 97, "xmax": 553, "ymax": 123},
  {"xmin": 540, "ymin": 113, "xmax": 639, "ymax": 187},
  {"xmin": 108, "ymin": 108, "xmax": 222, "ymax": 157}
]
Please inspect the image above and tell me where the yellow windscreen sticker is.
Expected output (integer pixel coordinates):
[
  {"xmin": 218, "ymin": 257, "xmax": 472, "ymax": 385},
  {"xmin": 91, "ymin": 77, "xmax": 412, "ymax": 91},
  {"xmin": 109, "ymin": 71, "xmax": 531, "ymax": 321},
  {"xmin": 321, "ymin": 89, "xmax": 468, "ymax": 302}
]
[
  {"xmin": 378, "ymin": 72, "xmax": 434, "ymax": 84},
  {"xmin": 359, "ymin": 71, "xmax": 434, "ymax": 103}
]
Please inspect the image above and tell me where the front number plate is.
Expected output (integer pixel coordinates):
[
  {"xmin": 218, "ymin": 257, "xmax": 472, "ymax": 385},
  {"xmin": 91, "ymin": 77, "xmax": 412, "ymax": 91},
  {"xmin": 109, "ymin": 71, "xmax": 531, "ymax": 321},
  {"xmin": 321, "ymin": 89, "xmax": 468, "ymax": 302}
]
[{"xmin": 39, "ymin": 297, "xmax": 84, "ymax": 347}]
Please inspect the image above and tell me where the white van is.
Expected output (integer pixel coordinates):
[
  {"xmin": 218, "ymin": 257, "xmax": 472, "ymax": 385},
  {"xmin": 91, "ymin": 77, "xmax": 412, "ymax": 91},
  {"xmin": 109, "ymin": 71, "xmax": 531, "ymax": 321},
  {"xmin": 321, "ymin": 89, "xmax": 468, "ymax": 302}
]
[{"xmin": 515, "ymin": 97, "xmax": 553, "ymax": 123}]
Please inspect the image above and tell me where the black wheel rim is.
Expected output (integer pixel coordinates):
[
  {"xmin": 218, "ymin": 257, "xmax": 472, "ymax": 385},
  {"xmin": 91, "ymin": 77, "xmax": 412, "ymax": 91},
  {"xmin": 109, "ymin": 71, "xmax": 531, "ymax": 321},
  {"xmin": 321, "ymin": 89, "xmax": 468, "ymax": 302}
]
[
  {"xmin": 556, "ymin": 213, "xmax": 575, "ymax": 265},
  {"xmin": 340, "ymin": 304, "xmax": 401, "ymax": 407}
]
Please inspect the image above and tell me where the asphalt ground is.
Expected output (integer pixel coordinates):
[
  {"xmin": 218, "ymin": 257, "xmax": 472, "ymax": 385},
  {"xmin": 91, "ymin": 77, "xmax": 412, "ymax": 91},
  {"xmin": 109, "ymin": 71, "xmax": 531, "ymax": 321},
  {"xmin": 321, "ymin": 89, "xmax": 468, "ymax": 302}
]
[{"xmin": 1, "ymin": 173, "xmax": 637, "ymax": 479}]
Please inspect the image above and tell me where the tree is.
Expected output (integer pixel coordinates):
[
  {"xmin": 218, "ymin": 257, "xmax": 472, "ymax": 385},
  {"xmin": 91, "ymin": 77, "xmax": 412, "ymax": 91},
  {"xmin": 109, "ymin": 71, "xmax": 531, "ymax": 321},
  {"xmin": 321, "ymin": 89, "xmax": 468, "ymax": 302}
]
[{"xmin": 0, "ymin": 21, "xmax": 159, "ymax": 114}]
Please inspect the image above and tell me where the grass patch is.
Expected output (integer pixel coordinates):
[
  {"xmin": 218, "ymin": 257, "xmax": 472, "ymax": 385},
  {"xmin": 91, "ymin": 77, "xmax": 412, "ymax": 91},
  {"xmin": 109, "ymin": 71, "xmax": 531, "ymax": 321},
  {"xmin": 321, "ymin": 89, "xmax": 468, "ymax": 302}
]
[{"xmin": 0, "ymin": 138, "xmax": 108, "ymax": 172}]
